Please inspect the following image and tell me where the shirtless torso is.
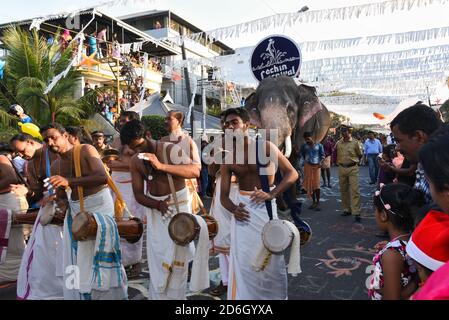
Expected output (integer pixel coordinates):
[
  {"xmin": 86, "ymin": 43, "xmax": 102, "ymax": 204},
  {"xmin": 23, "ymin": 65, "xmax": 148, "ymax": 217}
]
[
  {"xmin": 27, "ymin": 146, "xmax": 59, "ymax": 201},
  {"xmin": 226, "ymin": 139, "xmax": 276, "ymax": 191},
  {"xmin": 220, "ymin": 137, "xmax": 298, "ymax": 221},
  {"xmin": 131, "ymin": 141, "xmax": 187, "ymax": 197},
  {"xmin": 109, "ymin": 137, "xmax": 136, "ymax": 172},
  {"xmin": 50, "ymin": 144, "xmax": 108, "ymax": 201}
]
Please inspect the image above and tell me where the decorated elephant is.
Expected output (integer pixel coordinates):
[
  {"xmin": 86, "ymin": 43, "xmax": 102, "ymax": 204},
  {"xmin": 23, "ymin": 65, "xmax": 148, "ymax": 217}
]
[
  {"xmin": 244, "ymin": 76, "xmax": 331, "ymax": 218},
  {"xmin": 244, "ymin": 75, "xmax": 331, "ymax": 158}
]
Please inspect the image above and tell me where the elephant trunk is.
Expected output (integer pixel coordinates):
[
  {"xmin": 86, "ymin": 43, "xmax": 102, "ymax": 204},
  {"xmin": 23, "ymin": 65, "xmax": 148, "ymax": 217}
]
[{"xmin": 259, "ymin": 104, "xmax": 292, "ymax": 156}]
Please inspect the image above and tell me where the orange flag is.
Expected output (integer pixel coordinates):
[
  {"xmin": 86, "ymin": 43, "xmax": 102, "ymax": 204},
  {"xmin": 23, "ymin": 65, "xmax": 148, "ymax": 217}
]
[{"xmin": 373, "ymin": 112, "xmax": 386, "ymax": 120}]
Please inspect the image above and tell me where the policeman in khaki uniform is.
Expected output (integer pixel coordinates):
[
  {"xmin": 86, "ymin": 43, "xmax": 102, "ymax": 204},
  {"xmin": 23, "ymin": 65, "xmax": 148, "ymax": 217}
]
[{"xmin": 334, "ymin": 125, "xmax": 363, "ymax": 222}]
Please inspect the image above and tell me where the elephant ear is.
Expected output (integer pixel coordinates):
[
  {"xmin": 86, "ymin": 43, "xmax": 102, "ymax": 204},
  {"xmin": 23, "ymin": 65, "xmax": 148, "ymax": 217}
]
[
  {"xmin": 296, "ymin": 84, "xmax": 323, "ymax": 128},
  {"xmin": 243, "ymin": 92, "xmax": 262, "ymax": 128}
]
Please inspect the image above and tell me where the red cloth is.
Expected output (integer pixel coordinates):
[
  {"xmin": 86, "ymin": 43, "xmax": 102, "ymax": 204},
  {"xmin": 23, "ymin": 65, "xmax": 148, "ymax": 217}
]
[{"xmin": 412, "ymin": 260, "xmax": 449, "ymax": 300}]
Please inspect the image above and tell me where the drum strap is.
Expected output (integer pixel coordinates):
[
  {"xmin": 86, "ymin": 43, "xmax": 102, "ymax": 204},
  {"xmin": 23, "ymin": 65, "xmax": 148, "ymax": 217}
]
[
  {"xmin": 195, "ymin": 192, "xmax": 208, "ymax": 215},
  {"xmin": 73, "ymin": 145, "xmax": 84, "ymax": 212},
  {"xmin": 256, "ymin": 136, "xmax": 273, "ymax": 220},
  {"xmin": 73, "ymin": 145, "xmax": 129, "ymax": 219},
  {"xmin": 163, "ymin": 143, "xmax": 180, "ymax": 215}
]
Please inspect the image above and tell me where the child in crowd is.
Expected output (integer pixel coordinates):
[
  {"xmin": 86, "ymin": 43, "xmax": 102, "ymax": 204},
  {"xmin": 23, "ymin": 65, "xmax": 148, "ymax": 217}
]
[
  {"xmin": 368, "ymin": 183, "xmax": 426, "ymax": 300},
  {"xmin": 408, "ymin": 123, "xmax": 449, "ymax": 299},
  {"xmin": 405, "ymin": 211, "xmax": 449, "ymax": 297},
  {"xmin": 377, "ymin": 144, "xmax": 396, "ymax": 185}
]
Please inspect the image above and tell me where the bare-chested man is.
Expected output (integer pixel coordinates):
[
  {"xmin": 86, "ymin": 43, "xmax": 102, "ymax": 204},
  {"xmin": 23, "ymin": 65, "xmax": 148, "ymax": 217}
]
[
  {"xmin": 219, "ymin": 108, "xmax": 298, "ymax": 300},
  {"xmin": 107, "ymin": 111, "xmax": 144, "ymax": 277},
  {"xmin": 160, "ymin": 110, "xmax": 202, "ymax": 214},
  {"xmin": 10, "ymin": 133, "xmax": 65, "ymax": 299},
  {"xmin": 41, "ymin": 123, "xmax": 127, "ymax": 300},
  {"xmin": 207, "ymin": 129, "xmax": 239, "ymax": 297},
  {"xmin": 120, "ymin": 119, "xmax": 206, "ymax": 300},
  {"xmin": 0, "ymin": 143, "xmax": 28, "ymax": 284},
  {"xmin": 10, "ymin": 134, "xmax": 59, "ymax": 206}
]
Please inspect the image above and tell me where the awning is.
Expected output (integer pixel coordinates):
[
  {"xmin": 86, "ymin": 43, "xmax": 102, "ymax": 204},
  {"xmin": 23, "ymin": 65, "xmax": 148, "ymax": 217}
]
[{"xmin": 0, "ymin": 8, "xmax": 178, "ymax": 57}]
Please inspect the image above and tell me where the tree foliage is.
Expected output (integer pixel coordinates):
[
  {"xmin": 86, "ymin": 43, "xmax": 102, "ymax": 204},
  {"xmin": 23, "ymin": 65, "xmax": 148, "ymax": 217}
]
[
  {"xmin": 0, "ymin": 27, "xmax": 96, "ymax": 126},
  {"xmin": 141, "ymin": 115, "xmax": 168, "ymax": 140}
]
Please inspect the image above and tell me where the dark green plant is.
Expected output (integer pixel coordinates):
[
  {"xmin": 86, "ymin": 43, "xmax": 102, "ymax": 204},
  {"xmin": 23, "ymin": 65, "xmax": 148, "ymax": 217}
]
[
  {"xmin": 0, "ymin": 123, "xmax": 19, "ymax": 142},
  {"xmin": 141, "ymin": 115, "xmax": 168, "ymax": 140},
  {"xmin": 0, "ymin": 27, "xmax": 97, "ymax": 126},
  {"xmin": 207, "ymin": 104, "xmax": 222, "ymax": 117}
]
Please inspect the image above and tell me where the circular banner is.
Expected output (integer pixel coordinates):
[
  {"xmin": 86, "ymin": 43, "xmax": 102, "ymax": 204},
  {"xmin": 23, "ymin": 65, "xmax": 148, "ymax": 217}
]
[{"xmin": 250, "ymin": 35, "xmax": 302, "ymax": 82}]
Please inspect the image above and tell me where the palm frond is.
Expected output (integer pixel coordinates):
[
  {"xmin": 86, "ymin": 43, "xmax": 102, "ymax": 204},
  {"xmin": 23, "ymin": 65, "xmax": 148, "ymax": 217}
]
[{"xmin": 0, "ymin": 108, "xmax": 15, "ymax": 127}]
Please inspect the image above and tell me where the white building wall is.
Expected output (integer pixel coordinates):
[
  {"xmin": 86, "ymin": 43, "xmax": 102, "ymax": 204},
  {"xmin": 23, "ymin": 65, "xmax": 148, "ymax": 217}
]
[{"xmin": 145, "ymin": 28, "xmax": 223, "ymax": 107}]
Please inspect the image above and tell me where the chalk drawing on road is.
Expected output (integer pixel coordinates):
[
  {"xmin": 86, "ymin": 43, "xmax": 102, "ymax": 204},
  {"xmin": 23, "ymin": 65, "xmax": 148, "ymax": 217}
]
[
  {"xmin": 330, "ymin": 222, "xmax": 378, "ymax": 236},
  {"xmin": 318, "ymin": 245, "xmax": 375, "ymax": 278},
  {"xmin": 330, "ymin": 286, "xmax": 360, "ymax": 300},
  {"xmin": 296, "ymin": 275, "xmax": 329, "ymax": 295}
]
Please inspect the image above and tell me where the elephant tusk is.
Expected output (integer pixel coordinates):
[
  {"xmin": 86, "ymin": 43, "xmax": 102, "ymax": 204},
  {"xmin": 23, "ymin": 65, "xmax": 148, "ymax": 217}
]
[{"xmin": 284, "ymin": 135, "xmax": 292, "ymax": 158}]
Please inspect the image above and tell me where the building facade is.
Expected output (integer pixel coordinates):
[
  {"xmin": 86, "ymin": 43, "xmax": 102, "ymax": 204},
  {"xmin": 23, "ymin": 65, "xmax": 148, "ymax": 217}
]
[{"xmin": 121, "ymin": 10, "xmax": 235, "ymax": 108}]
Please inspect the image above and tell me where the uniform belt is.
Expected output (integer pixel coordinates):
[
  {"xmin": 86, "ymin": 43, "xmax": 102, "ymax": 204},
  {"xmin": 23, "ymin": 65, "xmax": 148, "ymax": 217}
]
[{"xmin": 338, "ymin": 162, "xmax": 358, "ymax": 168}]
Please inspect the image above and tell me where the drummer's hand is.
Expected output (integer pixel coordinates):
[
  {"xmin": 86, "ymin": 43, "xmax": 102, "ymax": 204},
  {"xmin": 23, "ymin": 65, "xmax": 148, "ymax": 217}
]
[
  {"xmin": 250, "ymin": 187, "xmax": 274, "ymax": 204},
  {"xmin": 233, "ymin": 203, "xmax": 250, "ymax": 222},
  {"xmin": 157, "ymin": 197, "xmax": 170, "ymax": 214},
  {"xmin": 41, "ymin": 194, "xmax": 56, "ymax": 207},
  {"xmin": 48, "ymin": 175, "xmax": 69, "ymax": 189},
  {"xmin": 54, "ymin": 205, "xmax": 67, "ymax": 224},
  {"xmin": 55, "ymin": 199, "xmax": 68, "ymax": 214},
  {"xmin": 10, "ymin": 184, "xmax": 29, "ymax": 197},
  {"xmin": 142, "ymin": 153, "xmax": 163, "ymax": 171}
]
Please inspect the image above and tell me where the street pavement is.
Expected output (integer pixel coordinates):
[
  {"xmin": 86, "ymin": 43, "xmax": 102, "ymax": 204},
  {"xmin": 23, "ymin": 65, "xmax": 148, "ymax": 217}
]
[{"xmin": 0, "ymin": 166, "xmax": 380, "ymax": 300}]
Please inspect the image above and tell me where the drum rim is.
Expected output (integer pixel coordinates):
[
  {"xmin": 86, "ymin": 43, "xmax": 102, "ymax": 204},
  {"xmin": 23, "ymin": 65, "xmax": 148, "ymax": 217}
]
[
  {"xmin": 262, "ymin": 219, "xmax": 294, "ymax": 254},
  {"xmin": 71, "ymin": 211, "xmax": 96, "ymax": 240},
  {"xmin": 118, "ymin": 217, "xmax": 144, "ymax": 243},
  {"xmin": 199, "ymin": 213, "xmax": 219, "ymax": 238},
  {"xmin": 168, "ymin": 212, "xmax": 200, "ymax": 246},
  {"xmin": 299, "ymin": 219, "xmax": 313, "ymax": 246}
]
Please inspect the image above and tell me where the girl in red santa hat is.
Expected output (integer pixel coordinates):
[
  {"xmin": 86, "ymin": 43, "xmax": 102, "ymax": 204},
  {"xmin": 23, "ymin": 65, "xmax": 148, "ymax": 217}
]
[
  {"xmin": 368, "ymin": 183, "xmax": 426, "ymax": 300},
  {"xmin": 409, "ymin": 123, "xmax": 449, "ymax": 300}
]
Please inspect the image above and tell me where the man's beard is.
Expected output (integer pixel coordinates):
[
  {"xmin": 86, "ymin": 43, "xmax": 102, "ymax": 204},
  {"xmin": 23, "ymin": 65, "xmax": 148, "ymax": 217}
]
[{"xmin": 48, "ymin": 145, "xmax": 59, "ymax": 154}]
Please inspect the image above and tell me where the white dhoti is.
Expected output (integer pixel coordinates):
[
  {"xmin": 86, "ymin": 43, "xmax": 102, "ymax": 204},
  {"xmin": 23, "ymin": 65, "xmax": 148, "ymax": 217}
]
[
  {"xmin": 210, "ymin": 176, "xmax": 238, "ymax": 285},
  {"xmin": 17, "ymin": 203, "xmax": 64, "ymax": 300},
  {"xmin": 228, "ymin": 191, "xmax": 287, "ymax": 300},
  {"xmin": 111, "ymin": 171, "xmax": 145, "ymax": 267},
  {"xmin": 63, "ymin": 187, "xmax": 128, "ymax": 300},
  {"xmin": 146, "ymin": 187, "xmax": 199, "ymax": 300},
  {"xmin": 0, "ymin": 193, "xmax": 28, "ymax": 284}
]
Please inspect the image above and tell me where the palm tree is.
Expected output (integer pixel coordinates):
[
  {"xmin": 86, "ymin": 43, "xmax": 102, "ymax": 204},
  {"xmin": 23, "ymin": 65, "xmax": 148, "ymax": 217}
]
[{"xmin": 0, "ymin": 27, "xmax": 90, "ymax": 126}]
